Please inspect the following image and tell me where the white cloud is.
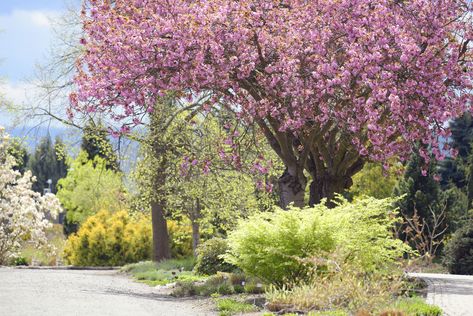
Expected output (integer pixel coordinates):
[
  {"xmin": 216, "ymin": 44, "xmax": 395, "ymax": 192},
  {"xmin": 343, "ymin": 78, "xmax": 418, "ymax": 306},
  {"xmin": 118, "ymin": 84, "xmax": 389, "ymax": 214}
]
[
  {"xmin": 0, "ymin": 9, "xmax": 61, "ymax": 82},
  {"xmin": 29, "ymin": 11, "xmax": 54, "ymax": 28},
  {"xmin": 1, "ymin": 81, "xmax": 33, "ymax": 105},
  {"xmin": 0, "ymin": 10, "xmax": 58, "ymax": 29}
]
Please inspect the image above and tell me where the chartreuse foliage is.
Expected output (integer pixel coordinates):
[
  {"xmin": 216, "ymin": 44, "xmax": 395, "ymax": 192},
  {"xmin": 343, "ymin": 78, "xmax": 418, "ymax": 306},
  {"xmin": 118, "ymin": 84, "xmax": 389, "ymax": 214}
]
[
  {"xmin": 350, "ymin": 162, "xmax": 401, "ymax": 199},
  {"xmin": 225, "ymin": 197, "xmax": 411, "ymax": 286},
  {"xmin": 390, "ymin": 297, "xmax": 442, "ymax": 316},
  {"xmin": 63, "ymin": 210, "xmax": 152, "ymax": 266},
  {"xmin": 57, "ymin": 151, "xmax": 127, "ymax": 226}
]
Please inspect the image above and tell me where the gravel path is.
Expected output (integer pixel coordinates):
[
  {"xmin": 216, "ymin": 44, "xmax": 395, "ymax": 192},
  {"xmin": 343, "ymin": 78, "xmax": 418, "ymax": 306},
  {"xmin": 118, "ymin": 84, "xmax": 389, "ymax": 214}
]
[
  {"xmin": 0, "ymin": 268, "xmax": 216, "ymax": 316},
  {"xmin": 409, "ymin": 273, "xmax": 473, "ymax": 316}
]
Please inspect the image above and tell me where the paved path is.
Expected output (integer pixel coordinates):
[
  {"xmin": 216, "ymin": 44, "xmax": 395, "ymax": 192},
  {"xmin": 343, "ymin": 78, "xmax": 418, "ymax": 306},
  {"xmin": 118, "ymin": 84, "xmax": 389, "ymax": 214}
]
[
  {"xmin": 409, "ymin": 273, "xmax": 473, "ymax": 316},
  {"xmin": 0, "ymin": 268, "xmax": 215, "ymax": 316}
]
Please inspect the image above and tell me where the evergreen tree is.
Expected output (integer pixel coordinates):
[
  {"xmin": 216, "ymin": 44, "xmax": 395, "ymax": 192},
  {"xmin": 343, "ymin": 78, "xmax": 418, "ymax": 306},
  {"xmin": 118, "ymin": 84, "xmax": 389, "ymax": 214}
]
[
  {"xmin": 394, "ymin": 150, "xmax": 443, "ymax": 224},
  {"xmin": 395, "ymin": 149, "xmax": 469, "ymax": 241},
  {"xmin": 439, "ymin": 112, "xmax": 473, "ymax": 189},
  {"xmin": 81, "ymin": 120, "xmax": 119, "ymax": 171},
  {"xmin": 28, "ymin": 136, "xmax": 68, "ymax": 194}
]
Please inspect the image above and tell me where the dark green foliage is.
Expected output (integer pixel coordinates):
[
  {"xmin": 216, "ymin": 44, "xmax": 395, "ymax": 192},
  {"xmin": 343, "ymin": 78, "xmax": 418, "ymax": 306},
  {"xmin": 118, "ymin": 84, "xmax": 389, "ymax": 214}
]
[
  {"xmin": 443, "ymin": 220, "xmax": 473, "ymax": 275},
  {"xmin": 438, "ymin": 112, "xmax": 473, "ymax": 207},
  {"xmin": 12, "ymin": 256, "xmax": 28, "ymax": 266},
  {"xmin": 449, "ymin": 112, "xmax": 473, "ymax": 161},
  {"xmin": 394, "ymin": 151, "xmax": 442, "ymax": 223},
  {"xmin": 81, "ymin": 120, "xmax": 118, "ymax": 171},
  {"xmin": 194, "ymin": 238, "xmax": 236, "ymax": 275},
  {"xmin": 393, "ymin": 149, "xmax": 469, "ymax": 237},
  {"xmin": 28, "ymin": 136, "xmax": 68, "ymax": 194}
]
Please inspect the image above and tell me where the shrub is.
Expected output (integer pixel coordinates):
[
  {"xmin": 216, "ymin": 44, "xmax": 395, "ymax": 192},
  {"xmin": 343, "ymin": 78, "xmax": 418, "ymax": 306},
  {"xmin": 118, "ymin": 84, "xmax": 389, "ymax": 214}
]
[
  {"xmin": 265, "ymin": 252, "xmax": 405, "ymax": 314},
  {"xmin": 225, "ymin": 197, "xmax": 410, "ymax": 286},
  {"xmin": 168, "ymin": 220, "xmax": 193, "ymax": 258},
  {"xmin": 194, "ymin": 238, "xmax": 236, "ymax": 275},
  {"xmin": 443, "ymin": 220, "xmax": 473, "ymax": 275},
  {"xmin": 63, "ymin": 210, "xmax": 152, "ymax": 266}
]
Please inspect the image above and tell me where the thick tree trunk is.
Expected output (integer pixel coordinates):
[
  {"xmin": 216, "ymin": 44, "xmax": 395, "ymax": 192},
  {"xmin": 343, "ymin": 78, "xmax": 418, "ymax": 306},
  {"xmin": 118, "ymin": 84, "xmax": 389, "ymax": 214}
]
[
  {"xmin": 279, "ymin": 167, "xmax": 307, "ymax": 209},
  {"xmin": 309, "ymin": 174, "xmax": 354, "ymax": 207},
  {"xmin": 151, "ymin": 201, "xmax": 171, "ymax": 261}
]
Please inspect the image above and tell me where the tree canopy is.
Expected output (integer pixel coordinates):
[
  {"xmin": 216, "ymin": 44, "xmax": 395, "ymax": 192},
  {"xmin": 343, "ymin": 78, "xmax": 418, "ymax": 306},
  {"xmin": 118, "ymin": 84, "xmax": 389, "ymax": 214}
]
[{"xmin": 72, "ymin": 0, "xmax": 472, "ymax": 206}]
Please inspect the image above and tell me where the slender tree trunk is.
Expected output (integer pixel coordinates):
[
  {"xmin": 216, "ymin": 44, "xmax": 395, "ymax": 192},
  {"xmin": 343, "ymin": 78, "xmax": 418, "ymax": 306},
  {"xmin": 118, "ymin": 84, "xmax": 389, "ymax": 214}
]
[
  {"xmin": 190, "ymin": 199, "xmax": 202, "ymax": 257},
  {"xmin": 151, "ymin": 200, "xmax": 171, "ymax": 261},
  {"xmin": 191, "ymin": 220, "xmax": 200, "ymax": 257},
  {"xmin": 279, "ymin": 167, "xmax": 307, "ymax": 209}
]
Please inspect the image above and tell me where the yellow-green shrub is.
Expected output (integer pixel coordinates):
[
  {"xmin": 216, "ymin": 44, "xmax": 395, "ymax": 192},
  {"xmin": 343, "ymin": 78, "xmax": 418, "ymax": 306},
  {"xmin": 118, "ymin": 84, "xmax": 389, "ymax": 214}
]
[
  {"xmin": 63, "ymin": 210, "xmax": 152, "ymax": 266},
  {"xmin": 225, "ymin": 197, "xmax": 412, "ymax": 286},
  {"xmin": 168, "ymin": 220, "xmax": 193, "ymax": 258}
]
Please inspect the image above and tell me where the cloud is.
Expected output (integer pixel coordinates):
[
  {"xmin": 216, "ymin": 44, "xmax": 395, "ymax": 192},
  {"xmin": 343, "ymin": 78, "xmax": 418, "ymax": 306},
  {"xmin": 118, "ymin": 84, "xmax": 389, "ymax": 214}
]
[
  {"xmin": 0, "ymin": 9, "xmax": 58, "ymax": 29},
  {"xmin": 1, "ymin": 81, "xmax": 34, "ymax": 105},
  {"xmin": 0, "ymin": 9, "xmax": 61, "ymax": 82}
]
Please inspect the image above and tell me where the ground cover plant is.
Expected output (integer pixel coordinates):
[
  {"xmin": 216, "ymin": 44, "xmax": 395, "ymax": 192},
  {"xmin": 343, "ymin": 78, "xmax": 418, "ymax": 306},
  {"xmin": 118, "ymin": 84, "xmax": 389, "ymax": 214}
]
[
  {"xmin": 215, "ymin": 298, "xmax": 258, "ymax": 316},
  {"xmin": 122, "ymin": 258, "xmax": 203, "ymax": 286}
]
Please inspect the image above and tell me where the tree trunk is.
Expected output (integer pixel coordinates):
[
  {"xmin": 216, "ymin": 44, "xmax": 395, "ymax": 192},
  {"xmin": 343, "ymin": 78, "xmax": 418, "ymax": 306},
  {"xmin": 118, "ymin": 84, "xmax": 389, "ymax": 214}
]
[
  {"xmin": 151, "ymin": 201, "xmax": 171, "ymax": 261},
  {"xmin": 279, "ymin": 167, "xmax": 307, "ymax": 209},
  {"xmin": 191, "ymin": 220, "xmax": 200, "ymax": 257},
  {"xmin": 309, "ymin": 174, "xmax": 354, "ymax": 207}
]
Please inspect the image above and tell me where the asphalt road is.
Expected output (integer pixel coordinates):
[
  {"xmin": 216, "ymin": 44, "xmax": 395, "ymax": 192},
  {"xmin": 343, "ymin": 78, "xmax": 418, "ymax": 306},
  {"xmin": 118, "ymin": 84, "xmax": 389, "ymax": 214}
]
[
  {"xmin": 410, "ymin": 273, "xmax": 473, "ymax": 316},
  {"xmin": 0, "ymin": 268, "xmax": 215, "ymax": 316}
]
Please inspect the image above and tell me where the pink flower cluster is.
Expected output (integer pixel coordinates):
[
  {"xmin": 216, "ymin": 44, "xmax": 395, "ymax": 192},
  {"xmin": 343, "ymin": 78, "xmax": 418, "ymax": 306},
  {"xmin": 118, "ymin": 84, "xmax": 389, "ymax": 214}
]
[{"xmin": 73, "ymin": 0, "xmax": 473, "ymax": 164}]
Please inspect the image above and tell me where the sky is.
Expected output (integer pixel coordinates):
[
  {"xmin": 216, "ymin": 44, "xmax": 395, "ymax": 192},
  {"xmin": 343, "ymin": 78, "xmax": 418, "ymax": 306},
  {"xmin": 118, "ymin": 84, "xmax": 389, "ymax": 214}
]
[{"xmin": 0, "ymin": 0, "xmax": 77, "ymax": 126}]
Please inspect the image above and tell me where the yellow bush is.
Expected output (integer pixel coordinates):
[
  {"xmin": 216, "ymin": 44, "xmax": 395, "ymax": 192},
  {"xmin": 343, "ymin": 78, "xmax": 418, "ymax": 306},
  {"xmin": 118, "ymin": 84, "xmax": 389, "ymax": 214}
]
[{"xmin": 63, "ymin": 210, "xmax": 152, "ymax": 266}]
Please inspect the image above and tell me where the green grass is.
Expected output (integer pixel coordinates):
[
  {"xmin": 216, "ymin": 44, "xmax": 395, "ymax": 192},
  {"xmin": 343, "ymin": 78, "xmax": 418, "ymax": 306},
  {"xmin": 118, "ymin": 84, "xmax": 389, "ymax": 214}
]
[
  {"xmin": 391, "ymin": 297, "xmax": 443, "ymax": 316},
  {"xmin": 122, "ymin": 258, "xmax": 204, "ymax": 286},
  {"xmin": 122, "ymin": 257, "xmax": 195, "ymax": 273},
  {"xmin": 215, "ymin": 298, "xmax": 258, "ymax": 316}
]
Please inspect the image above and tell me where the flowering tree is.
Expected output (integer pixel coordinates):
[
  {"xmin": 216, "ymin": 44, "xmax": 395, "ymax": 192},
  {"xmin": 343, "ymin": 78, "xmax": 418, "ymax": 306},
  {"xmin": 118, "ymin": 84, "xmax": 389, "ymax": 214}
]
[
  {"xmin": 72, "ymin": 0, "xmax": 472, "ymax": 207},
  {"xmin": 0, "ymin": 127, "xmax": 62, "ymax": 265}
]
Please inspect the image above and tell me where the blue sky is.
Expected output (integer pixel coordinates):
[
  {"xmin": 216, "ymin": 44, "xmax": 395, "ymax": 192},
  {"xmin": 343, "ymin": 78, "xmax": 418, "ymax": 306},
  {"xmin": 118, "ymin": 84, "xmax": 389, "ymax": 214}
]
[{"xmin": 0, "ymin": 0, "xmax": 78, "ymax": 126}]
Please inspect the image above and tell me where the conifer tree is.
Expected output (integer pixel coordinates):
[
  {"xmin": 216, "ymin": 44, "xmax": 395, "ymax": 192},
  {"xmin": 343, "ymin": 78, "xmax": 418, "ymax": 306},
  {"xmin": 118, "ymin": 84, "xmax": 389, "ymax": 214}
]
[
  {"xmin": 28, "ymin": 136, "xmax": 68, "ymax": 194},
  {"xmin": 81, "ymin": 120, "xmax": 119, "ymax": 171}
]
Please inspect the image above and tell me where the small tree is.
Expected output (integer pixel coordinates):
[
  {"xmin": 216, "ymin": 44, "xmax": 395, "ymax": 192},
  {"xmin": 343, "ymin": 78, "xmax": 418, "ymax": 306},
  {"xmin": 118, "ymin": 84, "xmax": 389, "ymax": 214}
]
[
  {"xmin": 0, "ymin": 127, "xmax": 62, "ymax": 264},
  {"xmin": 57, "ymin": 151, "xmax": 127, "ymax": 229},
  {"xmin": 402, "ymin": 205, "xmax": 449, "ymax": 262}
]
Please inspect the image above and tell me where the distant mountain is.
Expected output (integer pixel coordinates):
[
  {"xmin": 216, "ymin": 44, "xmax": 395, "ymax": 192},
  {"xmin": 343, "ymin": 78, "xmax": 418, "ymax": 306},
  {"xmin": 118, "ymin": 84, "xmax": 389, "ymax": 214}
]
[
  {"xmin": 6, "ymin": 125, "xmax": 140, "ymax": 174},
  {"xmin": 6, "ymin": 126, "xmax": 81, "ymax": 151}
]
